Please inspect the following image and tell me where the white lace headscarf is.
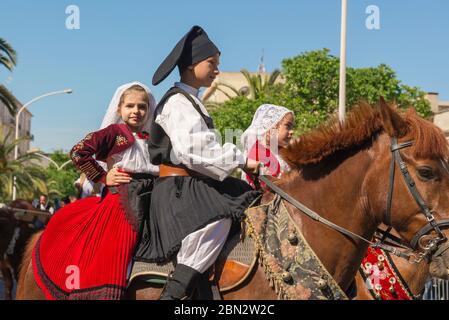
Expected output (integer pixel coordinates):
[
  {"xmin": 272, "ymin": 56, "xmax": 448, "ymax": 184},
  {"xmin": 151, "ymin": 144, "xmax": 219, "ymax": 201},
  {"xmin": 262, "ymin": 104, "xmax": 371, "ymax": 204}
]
[
  {"xmin": 100, "ymin": 81, "xmax": 156, "ymax": 132},
  {"xmin": 241, "ymin": 104, "xmax": 293, "ymax": 152},
  {"xmin": 95, "ymin": 82, "xmax": 156, "ymax": 175},
  {"xmin": 241, "ymin": 104, "xmax": 293, "ymax": 175}
]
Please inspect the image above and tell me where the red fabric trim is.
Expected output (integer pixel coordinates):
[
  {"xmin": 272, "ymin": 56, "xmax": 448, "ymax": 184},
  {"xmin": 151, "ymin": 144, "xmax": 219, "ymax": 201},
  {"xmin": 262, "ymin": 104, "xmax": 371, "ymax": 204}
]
[
  {"xmin": 360, "ymin": 246, "xmax": 413, "ymax": 300},
  {"xmin": 136, "ymin": 131, "xmax": 150, "ymax": 140},
  {"xmin": 245, "ymin": 140, "xmax": 281, "ymax": 188}
]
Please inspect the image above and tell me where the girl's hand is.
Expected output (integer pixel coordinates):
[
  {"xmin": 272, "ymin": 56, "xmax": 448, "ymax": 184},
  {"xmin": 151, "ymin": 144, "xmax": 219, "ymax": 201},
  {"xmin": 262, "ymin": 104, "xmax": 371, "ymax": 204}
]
[{"xmin": 103, "ymin": 167, "xmax": 132, "ymax": 186}]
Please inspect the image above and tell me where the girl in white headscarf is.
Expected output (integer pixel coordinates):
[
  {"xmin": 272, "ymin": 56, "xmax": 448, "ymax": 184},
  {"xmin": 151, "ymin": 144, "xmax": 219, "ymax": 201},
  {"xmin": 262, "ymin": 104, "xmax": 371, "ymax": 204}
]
[
  {"xmin": 32, "ymin": 82, "xmax": 158, "ymax": 300},
  {"xmin": 241, "ymin": 104, "xmax": 295, "ymax": 187}
]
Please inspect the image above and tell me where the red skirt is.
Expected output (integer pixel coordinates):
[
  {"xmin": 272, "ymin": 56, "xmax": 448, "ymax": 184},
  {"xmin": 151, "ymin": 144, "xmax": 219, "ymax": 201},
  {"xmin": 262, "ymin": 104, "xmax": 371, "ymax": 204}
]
[{"xmin": 32, "ymin": 190, "xmax": 137, "ymax": 300}]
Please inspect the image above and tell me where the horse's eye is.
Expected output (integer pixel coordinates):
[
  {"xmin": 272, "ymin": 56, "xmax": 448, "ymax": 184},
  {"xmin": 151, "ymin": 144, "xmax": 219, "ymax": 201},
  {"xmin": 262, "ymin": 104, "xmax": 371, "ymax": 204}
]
[{"xmin": 417, "ymin": 166, "xmax": 435, "ymax": 180}]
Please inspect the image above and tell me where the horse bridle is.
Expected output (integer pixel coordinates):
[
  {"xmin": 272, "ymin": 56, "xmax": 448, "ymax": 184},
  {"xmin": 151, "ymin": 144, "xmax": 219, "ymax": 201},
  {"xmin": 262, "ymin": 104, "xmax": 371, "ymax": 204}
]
[
  {"xmin": 256, "ymin": 136, "xmax": 449, "ymax": 264},
  {"xmin": 380, "ymin": 137, "xmax": 449, "ymax": 263}
]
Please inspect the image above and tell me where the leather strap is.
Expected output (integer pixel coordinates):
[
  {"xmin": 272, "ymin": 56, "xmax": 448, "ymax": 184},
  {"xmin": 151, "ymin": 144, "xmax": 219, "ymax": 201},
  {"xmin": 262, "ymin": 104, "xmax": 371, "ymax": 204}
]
[
  {"xmin": 410, "ymin": 219, "xmax": 449, "ymax": 250},
  {"xmin": 390, "ymin": 137, "xmax": 447, "ymax": 249},
  {"xmin": 252, "ymin": 134, "xmax": 449, "ymax": 263},
  {"xmin": 258, "ymin": 176, "xmax": 378, "ymax": 246},
  {"xmin": 160, "ymin": 164, "xmax": 191, "ymax": 177},
  {"xmin": 257, "ymin": 175, "xmax": 416, "ymax": 260},
  {"xmin": 157, "ymin": 87, "xmax": 214, "ymax": 130}
]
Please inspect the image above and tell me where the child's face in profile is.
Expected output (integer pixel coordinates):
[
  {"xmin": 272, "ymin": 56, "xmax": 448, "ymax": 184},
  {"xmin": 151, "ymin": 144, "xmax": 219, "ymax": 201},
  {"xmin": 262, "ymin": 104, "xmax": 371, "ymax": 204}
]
[
  {"xmin": 276, "ymin": 113, "xmax": 295, "ymax": 148},
  {"xmin": 190, "ymin": 53, "xmax": 220, "ymax": 88},
  {"xmin": 117, "ymin": 90, "xmax": 149, "ymax": 131}
]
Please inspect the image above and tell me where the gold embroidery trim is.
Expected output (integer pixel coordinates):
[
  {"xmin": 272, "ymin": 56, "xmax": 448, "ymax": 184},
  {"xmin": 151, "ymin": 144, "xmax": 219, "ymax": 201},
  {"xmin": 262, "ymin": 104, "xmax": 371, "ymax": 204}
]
[
  {"xmin": 79, "ymin": 162, "xmax": 102, "ymax": 181},
  {"xmin": 115, "ymin": 135, "xmax": 128, "ymax": 146}
]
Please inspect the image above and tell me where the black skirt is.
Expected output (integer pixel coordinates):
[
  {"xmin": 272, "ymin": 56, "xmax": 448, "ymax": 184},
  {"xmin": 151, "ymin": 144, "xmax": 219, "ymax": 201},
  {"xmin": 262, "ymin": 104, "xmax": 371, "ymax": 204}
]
[
  {"xmin": 110, "ymin": 173, "xmax": 155, "ymax": 235},
  {"xmin": 134, "ymin": 175, "xmax": 260, "ymax": 263}
]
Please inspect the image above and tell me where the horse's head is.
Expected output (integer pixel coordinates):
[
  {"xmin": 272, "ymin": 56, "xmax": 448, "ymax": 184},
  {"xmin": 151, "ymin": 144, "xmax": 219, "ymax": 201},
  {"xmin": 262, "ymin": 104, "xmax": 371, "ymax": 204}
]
[
  {"xmin": 281, "ymin": 100, "xmax": 449, "ymax": 282},
  {"xmin": 368, "ymin": 99, "xmax": 449, "ymax": 279}
]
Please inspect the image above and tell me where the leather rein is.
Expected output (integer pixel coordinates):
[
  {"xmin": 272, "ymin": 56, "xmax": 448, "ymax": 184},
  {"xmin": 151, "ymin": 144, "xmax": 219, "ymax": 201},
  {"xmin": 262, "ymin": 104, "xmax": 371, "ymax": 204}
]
[{"xmin": 256, "ymin": 136, "xmax": 449, "ymax": 264}]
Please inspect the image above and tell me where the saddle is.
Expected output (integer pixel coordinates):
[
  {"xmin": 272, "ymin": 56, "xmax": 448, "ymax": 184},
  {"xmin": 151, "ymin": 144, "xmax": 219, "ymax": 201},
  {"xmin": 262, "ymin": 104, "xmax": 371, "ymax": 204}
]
[
  {"xmin": 129, "ymin": 194, "xmax": 352, "ymax": 300},
  {"xmin": 129, "ymin": 226, "xmax": 258, "ymax": 298}
]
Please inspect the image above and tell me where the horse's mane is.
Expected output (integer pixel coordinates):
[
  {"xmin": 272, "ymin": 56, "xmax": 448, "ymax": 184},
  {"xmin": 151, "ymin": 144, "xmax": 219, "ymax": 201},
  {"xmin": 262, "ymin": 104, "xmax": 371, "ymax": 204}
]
[{"xmin": 282, "ymin": 102, "xmax": 449, "ymax": 169}]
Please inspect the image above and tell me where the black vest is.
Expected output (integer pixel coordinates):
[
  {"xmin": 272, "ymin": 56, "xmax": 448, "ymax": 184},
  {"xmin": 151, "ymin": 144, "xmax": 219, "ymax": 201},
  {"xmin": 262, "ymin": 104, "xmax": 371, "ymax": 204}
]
[{"xmin": 148, "ymin": 87, "xmax": 214, "ymax": 166}]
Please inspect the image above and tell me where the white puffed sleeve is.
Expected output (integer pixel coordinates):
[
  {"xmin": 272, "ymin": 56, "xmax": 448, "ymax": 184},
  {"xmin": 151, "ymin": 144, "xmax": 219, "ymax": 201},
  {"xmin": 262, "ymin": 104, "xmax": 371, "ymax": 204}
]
[{"xmin": 155, "ymin": 94, "xmax": 246, "ymax": 181}]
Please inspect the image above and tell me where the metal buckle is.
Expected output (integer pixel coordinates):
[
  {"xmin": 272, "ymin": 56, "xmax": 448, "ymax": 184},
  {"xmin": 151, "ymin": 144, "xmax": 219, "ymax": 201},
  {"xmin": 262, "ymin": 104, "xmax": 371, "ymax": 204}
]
[
  {"xmin": 408, "ymin": 252, "xmax": 426, "ymax": 264},
  {"xmin": 418, "ymin": 236, "xmax": 432, "ymax": 251}
]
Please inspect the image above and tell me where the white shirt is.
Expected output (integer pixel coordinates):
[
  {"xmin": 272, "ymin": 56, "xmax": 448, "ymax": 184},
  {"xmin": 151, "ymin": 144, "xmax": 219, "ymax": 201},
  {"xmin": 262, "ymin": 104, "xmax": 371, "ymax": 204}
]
[
  {"xmin": 155, "ymin": 82, "xmax": 246, "ymax": 181},
  {"xmin": 110, "ymin": 133, "xmax": 160, "ymax": 175},
  {"xmin": 75, "ymin": 176, "xmax": 94, "ymax": 198},
  {"xmin": 37, "ymin": 203, "xmax": 54, "ymax": 214}
]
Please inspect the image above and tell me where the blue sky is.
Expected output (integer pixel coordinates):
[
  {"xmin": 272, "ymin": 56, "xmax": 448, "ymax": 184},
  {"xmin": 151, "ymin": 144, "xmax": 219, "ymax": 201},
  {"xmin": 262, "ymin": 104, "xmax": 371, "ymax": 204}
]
[{"xmin": 1, "ymin": 0, "xmax": 448, "ymax": 152}]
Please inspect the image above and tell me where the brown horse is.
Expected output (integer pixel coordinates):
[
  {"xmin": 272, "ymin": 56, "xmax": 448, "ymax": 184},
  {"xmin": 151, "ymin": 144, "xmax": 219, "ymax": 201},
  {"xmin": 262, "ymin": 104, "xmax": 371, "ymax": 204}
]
[
  {"xmin": 0, "ymin": 202, "xmax": 16, "ymax": 300},
  {"xmin": 0, "ymin": 200, "xmax": 47, "ymax": 299},
  {"xmin": 17, "ymin": 100, "xmax": 449, "ymax": 300}
]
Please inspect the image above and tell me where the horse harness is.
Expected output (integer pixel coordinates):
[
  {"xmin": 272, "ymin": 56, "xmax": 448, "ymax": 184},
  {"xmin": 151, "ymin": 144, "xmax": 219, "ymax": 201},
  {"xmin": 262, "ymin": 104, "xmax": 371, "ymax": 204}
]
[
  {"xmin": 256, "ymin": 136, "xmax": 449, "ymax": 264},
  {"xmin": 0, "ymin": 204, "xmax": 52, "ymax": 221},
  {"xmin": 382, "ymin": 137, "xmax": 449, "ymax": 263}
]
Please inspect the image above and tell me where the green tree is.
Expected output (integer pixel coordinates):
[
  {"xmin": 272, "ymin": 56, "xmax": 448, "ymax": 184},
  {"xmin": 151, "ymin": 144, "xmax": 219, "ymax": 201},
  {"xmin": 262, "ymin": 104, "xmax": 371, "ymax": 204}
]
[
  {"xmin": 0, "ymin": 126, "xmax": 47, "ymax": 202},
  {"xmin": 280, "ymin": 48, "xmax": 431, "ymax": 133},
  {"xmin": 43, "ymin": 150, "xmax": 79, "ymax": 200},
  {"xmin": 239, "ymin": 69, "xmax": 282, "ymax": 100},
  {"xmin": 212, "ymin": 49, "xmax": 432, "ymax": 137},
  {"xmin": 211, "ymin": 95, "xmax": 272, "ymax": 137},
  {"xmin": 281, "ymin": 49, "xmax": 340, "ymax": 118},
  {"xmin": 0, "ymin": 37, "xmax": 19, "ymax": 115}
]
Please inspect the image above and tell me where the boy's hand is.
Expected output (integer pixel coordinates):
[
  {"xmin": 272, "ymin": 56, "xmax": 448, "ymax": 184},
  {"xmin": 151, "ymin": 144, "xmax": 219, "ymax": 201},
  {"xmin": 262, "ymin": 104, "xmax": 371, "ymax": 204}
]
[{"xmin": 243, "ymin": 159, "xmax": 261, "ymax": 175}]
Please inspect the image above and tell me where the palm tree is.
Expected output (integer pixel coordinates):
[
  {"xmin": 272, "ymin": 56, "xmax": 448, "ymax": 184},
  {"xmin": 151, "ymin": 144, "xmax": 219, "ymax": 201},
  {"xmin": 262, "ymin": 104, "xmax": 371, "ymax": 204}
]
[
  {"xmin": 0, "ymin": 85, "xmax": 19, "ymax": 116},
  {"xmin": 0, "ymin": 126, "xmax": 47, "ymax": 201},
  {"xmin": 0, "ymin": 37, "xmax": 19, "ymax": 115},
  {"xmin": 0, "ymin": 38, "xmax": 16, "ymax": 71},
  {"xmin": 240, "ymin": 68, "xmax": 281, "ymax": 100}
]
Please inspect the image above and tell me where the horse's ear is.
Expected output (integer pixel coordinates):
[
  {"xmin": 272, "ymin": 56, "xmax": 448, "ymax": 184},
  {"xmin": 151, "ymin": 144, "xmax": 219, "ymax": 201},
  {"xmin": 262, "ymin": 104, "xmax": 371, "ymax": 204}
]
[{"xmin": 379, "ymin": 97, "xmax": 407, "ymax": 137}]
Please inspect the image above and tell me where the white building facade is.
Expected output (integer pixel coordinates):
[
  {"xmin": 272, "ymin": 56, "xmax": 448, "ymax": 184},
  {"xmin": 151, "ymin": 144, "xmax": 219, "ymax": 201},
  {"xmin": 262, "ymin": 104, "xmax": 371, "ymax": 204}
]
[{"xmin": 0, "ymin": 99, "xmax": 32, "ymax": 158}]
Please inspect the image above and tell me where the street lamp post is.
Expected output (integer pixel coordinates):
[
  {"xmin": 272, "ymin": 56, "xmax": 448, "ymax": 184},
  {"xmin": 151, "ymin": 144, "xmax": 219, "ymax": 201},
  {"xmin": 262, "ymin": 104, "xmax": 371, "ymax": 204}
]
[
  {"xmin": 339, "ymin": 0, "xmax": 348, "ymax": 124},
  {"xmin": 28, "ymin": 150, "xmax": 73, "ymax": 171},
  {"xmin": 12, "ymin": 89, "xmax": 73, "ymax": 200}
]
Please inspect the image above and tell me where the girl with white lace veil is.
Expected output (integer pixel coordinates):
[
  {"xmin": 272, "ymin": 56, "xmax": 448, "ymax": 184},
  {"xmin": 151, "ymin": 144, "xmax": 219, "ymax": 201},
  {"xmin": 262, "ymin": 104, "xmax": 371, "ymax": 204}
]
[
  {"xmin": 32, "ymin": 82, "xmax": 159, "ymax": 300},
  {"xmin": 75, "ymin": 82, "xmax": 158, "ymax": 198},
  {"xmin": 99, "ymin": 81, "xmax": 157, "ymax": 174},
  {"xmin": 241, "ymin": 104, "xmax": 295, "ymax": 187}
]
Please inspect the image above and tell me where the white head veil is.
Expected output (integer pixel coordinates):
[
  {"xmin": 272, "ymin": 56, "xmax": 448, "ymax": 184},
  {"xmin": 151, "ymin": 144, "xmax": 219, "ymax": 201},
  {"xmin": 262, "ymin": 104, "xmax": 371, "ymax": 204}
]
[
  {"xmin": 100, "ymin": 81, "xmax": 157, "ymax": 132},
  {"xmin": 241, "ymin": 104, "xmax": 293, "ymax": 155}
]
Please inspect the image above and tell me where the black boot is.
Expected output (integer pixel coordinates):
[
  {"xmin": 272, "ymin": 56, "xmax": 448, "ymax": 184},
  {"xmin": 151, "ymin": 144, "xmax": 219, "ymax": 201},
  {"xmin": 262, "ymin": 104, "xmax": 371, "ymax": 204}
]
[{"xmin": 160, "ymin": 264, "xmax": 201, "ymax": 300}]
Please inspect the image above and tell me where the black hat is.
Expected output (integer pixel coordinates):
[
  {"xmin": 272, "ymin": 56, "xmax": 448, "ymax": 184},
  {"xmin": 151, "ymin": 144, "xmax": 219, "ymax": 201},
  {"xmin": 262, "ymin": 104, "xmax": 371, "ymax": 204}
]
[{"xmin": 152, "ymin": 25, "xmax": 220, "ymax": 85}]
